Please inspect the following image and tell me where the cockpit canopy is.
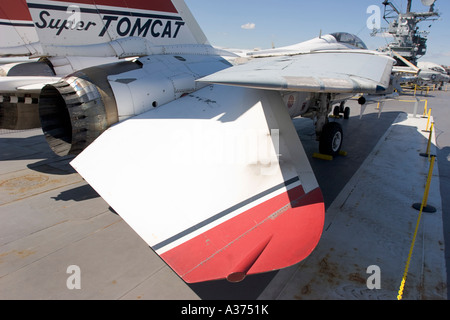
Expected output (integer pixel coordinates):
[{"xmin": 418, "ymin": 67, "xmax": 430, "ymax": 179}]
[
  {"xmin": 430, "ymin": 66, "xmax": 446, "ymax": 74},
  {"xmin": 330, "ymin": 32, "xmax": 368, "ymax": 50}
]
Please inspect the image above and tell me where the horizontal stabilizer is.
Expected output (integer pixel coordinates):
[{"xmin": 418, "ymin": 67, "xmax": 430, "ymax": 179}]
[
  {"xmin": 200, "ymin": 51, "xmax": 395, "ymax": 93},
  {"xmin": 71, "ymin": 84, "xmax": 325, "ymax": 282}
]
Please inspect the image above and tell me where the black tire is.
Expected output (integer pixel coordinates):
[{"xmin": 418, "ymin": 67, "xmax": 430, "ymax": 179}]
[
  {"xmin": 333, "ymin": 105, "xmax": 340, "ymax": 117},
  {"xmin": 319, "ymin": 122, "xmax": 343, "ymax": 156},
  {"xmin": 343, "ymin": 107, "xmax": 350, "ymax": 119}
]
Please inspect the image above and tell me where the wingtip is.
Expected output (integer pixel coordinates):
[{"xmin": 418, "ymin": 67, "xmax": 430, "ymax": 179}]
[{"xmin": 162, "ymin": 186, "xmax": 325, "ymax": 283}]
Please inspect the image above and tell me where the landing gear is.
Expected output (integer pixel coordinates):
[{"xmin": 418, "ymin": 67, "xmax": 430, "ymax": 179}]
[
  {"xmin": 319, "ymin": 122, "xmax": 343, "ymax": 156},
  {"xmin": 332, "ymin": 101, "xmax": 350, "ymax": 119},
  {"xmin": 312, "ymin": 94, "xmax": 345, "ymax": 157}
]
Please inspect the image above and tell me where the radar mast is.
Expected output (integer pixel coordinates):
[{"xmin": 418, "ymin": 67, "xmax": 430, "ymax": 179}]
[{"xmin": 374, "ymin": 0, "xmax": 439, "ymax": 66}]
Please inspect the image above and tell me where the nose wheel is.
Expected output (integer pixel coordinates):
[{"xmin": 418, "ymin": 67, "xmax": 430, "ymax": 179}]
[{"xmin": 319, "ymin": 122, "xmax": 343, "ymax": 156}]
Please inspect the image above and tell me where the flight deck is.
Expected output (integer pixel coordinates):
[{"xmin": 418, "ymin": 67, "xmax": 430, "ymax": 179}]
[{"xmin": 0, "ymin": 89, "xmax": 449, "ymax": 300}]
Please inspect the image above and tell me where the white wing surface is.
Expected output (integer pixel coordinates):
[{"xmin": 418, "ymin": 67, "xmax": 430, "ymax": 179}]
[
  {"xmin": 200, "ymin": 50, "xmax": 395, "ymax": 94},
  {"xmin": 71, "ymin": 84, "xmax": 325, "ymax": 283}
]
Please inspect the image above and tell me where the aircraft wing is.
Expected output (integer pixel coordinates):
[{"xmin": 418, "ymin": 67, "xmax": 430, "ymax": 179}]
[
  {"xmin": 200, "ymin": 50, "xmax": 395, "ymax": 94},
  {"xmin": 71, "ymin": 84, "xmax": 324, "ymax": 283},
  {"xmin": 68, "ymin": 44, "xmax": 393, "ymax": 284}
]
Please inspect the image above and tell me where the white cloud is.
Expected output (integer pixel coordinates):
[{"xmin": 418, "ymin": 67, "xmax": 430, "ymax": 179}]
[{"xmin": 241, "ymin": 23, "xmax": 256, "ymax": 30}]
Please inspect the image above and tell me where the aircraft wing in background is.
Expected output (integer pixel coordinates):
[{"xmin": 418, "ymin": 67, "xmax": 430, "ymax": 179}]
[{"xmin": 200, "ymin": 50, "xmax": 394, "ymax": 94}]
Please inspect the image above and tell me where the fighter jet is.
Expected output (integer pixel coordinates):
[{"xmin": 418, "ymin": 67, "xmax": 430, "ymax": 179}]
[
  {"xmin": 416, "ymin": 61, "xmax": 450, "ymax": 89},
  {"xmin": 2, "ymin": 0, "xmax": 395, "ymax": 283},
  {"xmin": 389, "ymin": 53, "xmax": 450, "ymax": 91}
]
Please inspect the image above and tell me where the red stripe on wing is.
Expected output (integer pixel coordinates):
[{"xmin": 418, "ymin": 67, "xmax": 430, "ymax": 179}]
[{"xmin": 161, "ymin": 185, "xmax": 325, "ymax": 283}]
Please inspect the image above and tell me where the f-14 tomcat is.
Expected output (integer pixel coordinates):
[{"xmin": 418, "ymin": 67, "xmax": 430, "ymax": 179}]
[{"xmin": 0, "ymin": 0, "xmax": 395, "ymax": 283}]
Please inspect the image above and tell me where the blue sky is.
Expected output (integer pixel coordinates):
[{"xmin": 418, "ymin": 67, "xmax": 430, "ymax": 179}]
[{"xmin": 185, "ymin": 0, "xmax": 450, "ymax": 65}]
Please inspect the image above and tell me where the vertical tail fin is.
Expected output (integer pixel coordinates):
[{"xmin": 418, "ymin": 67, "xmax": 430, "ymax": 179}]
[
  {"xmin": 0, "ymin": 0, "xmax": 40, "ymax": 56},
  {"xmin": 25, "ymin": 0, "xmax": 209, "ymax": 57}
]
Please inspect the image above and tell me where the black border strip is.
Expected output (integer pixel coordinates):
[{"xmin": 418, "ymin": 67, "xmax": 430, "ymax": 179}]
[
  {"xmin": 152, "ymin": 177, "xmax": 300, "ymax": 251},
  {"xmin": 0, "ymin": 21, "xmax": 35, "ymax": 27}
]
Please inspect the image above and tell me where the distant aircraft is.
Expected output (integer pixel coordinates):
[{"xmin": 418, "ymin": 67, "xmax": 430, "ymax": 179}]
[
  {"xmin": 416, "ymin": 61, "xmax": 450, "ymax": 89},
  {"xmin": 1, "ymin": 0, "xmax": 395, "ymax": 283},
  {"xmin": 390, "ymin": 52, "xmax": 450, "ymax": 90}
]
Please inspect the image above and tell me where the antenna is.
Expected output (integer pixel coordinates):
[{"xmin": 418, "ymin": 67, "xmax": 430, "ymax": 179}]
[
  {"xmin": 407, "ymin": 0, "xmax": 412, "ymax": 13},
  {"xmin": 382, "ymin": 1, "xmax": 400, "ymax": 23}
]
